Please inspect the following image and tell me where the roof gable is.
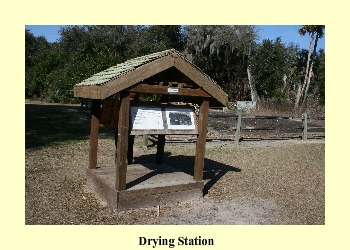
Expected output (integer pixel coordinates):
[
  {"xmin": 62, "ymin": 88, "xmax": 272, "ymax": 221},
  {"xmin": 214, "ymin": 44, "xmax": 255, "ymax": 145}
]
[{"xmin": 74, "ymin": 49, "xmax": 228, "ymax": 106}]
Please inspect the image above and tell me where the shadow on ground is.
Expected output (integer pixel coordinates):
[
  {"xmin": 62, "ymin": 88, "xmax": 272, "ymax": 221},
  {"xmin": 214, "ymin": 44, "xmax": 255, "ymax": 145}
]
[
  {"xmin": 25, "ymin": 104, "xmax": 114, "ymax": 149},
  {"xmin": 133, "ymin": 152, "xmax": 241, "ymax": 196}
]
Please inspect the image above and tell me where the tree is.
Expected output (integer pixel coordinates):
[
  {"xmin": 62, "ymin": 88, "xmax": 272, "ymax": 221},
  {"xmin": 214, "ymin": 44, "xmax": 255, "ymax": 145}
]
[
  {"xmin": 25, "ymin": 25, "xmax": 187, "ymax": 103},
  {"xmin": 25, "ymin": 29, "xmax": 52, "ymax": 98},
  {"xmin": 184, "ymin": 25, "xmax": 259, "ymax": 102},
  {"xmin": 25, "ymin": 29, "xmax": 50, "ymax": 68},
  {"xmin": 294, "ymin": 25, "xmax": 325, "ymax": 108},
  {"xmin": 143, "ymin": 25, "xmax": 184, "ymax": 52},
  {"xmin": 309, "ymin": 49, "xmax": 325, "ymax": 105},
  {"xmin": 251, "ymin": 38, "xmax": 303, "ymax": 104}
]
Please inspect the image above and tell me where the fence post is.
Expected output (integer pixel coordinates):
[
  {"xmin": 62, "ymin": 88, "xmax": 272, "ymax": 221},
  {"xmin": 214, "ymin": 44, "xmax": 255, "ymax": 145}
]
[
  {"xmin": 235, "ymin": 110, "xmax": 242, "ymax": 145},
  {"xmin": 302, "ymin": 112, "xmax": 308, "ymax": 141}
]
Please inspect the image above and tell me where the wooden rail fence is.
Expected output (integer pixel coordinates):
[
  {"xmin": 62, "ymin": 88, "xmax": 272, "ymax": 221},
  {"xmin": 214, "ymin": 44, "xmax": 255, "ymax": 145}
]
[
  {"xmin": 208, "ymin": 111, "xmax": 325, "ymax": 144},
  {"xmin": 142, "ymin": 111, "xmax": 325, "ymax": 146}
]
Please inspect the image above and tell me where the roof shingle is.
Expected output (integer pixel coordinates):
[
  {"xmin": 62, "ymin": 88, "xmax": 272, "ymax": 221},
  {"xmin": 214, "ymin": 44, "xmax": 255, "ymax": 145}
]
[
  {"xmin": 74, "ymin": 48, "xmax": 222, "ymax": 90},
  {"xmin": 75, "ymin": 49, "xmax": 177, "ymax": 87}
]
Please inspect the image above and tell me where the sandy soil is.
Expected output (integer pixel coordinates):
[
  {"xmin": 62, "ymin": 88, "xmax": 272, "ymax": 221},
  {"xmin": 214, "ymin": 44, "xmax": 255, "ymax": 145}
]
[{"xmin": 25, "ymin": 101, "xmax": 325, "ymax": 225}]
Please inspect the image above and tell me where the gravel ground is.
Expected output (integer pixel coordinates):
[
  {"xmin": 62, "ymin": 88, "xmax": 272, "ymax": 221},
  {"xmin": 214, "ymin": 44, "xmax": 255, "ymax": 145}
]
[{"xmin": 25, "ymin": 101, "xmax": 325, "ymax": 225}]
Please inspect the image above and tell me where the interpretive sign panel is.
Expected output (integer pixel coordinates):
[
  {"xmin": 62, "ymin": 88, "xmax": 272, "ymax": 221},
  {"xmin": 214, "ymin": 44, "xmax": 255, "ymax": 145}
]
[
  {"xmin": 166, "ymin": 108, "xmax": 195, "ymax": 130},
  {"xmin": 130, "ymin": 105, "xmax": 197, "ymax": 135},
  {"xmin": 130, "ymin": 107, "xmax": 164, "ymax": 130}
]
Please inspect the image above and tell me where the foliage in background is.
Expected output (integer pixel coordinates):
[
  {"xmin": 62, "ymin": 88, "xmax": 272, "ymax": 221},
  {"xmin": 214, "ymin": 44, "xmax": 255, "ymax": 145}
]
[
  {"xmin": 309, "ymin": 49, "xmax": 325, "ymax": 105},
  {"xmin": 184, "ymin": 25, "xmax": 259, "ymax": 102},
  {"xmin": 25, "ymin": 25, "xmax": 325, "ymax": 108},
  {"xmin": 251, "ymin": 37, "xmax": 299, "ymax": 102},
  {"xmin": 25, "ymin": 25, "xmax": 184, "ymax": 103},
  {"xmin": 25, "ymin": 30, "xmax": 53, "ymax": 98}
]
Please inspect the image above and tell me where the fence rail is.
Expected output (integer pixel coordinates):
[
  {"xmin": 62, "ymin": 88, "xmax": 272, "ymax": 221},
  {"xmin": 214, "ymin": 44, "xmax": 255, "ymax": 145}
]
[
  {"xmin": 208, "ymin": 111, "xmax": 325, "ymax": 144},
  {"xmin": 142, "ymin": 112, "xmax": 325, "ymax": 146}
]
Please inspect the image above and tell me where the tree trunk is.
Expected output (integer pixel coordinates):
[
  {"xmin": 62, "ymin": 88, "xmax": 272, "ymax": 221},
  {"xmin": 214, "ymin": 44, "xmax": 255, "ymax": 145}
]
[
  {"xmin": 247, "ymin": 64, "xmax": 259, "ymax": 103},
  {"xmin": 247, "ymin": 41, "xmax": 259, "ymax": 104},
  {"xmin": 302, "ymin": 34, "xmax": 319, "ymax": 105},
  {"xmin": 294, "ymin": 31, "xmax": 315, "ymax": 108},
  {"xmin": 282, "ymin": 74, "xmax": 287, "ymax": 92},
  {"xmin": 294, "ymin": 81, "xmax": 303, "ymax": 109}
]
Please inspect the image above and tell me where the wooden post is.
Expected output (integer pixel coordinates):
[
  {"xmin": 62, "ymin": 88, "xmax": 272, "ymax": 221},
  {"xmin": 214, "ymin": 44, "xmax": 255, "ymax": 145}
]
[
  {"xmin": 89, "ymin": 99, "xmax": 101, "ymax": 169},
  {"xmin": 115, "ymin": 91, "xmax": 130, "ymax": 191},
  {"xmin": 128, "ymin": 135, "xmax": 135, "ymax": 164},
  {"xmin": 235, "ymin": 110, "xmax": 242, "ymax": 145},
  {"xmin": 156, "ymin": 134, "xmax": 166, "ymax": 164},
  {"xmin": 114, "ymin": 128, "xmax": 118, "ymax": 164},
  {"xmin": 302, "ymin": 112, "xmax": 308, "ymax": 141},
  {"xmin": 110, "ymin": 93, "xmax": 120, "ymax": 127},
  {"xmin": 194, "ymin": 99, "xmax": 209, "ymax": 181},
  {"xmin": 143, "ymin": 134, "xmax": 149, "ymax": 146}
]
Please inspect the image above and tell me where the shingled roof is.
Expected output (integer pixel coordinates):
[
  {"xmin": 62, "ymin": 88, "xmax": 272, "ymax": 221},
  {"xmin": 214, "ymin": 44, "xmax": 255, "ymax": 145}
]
[{"xmin": 74, "ymin": 48, "xmax": 228, "ymax": 107}]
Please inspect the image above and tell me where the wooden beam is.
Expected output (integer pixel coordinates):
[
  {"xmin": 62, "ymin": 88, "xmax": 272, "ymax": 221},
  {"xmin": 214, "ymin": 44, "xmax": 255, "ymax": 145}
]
[
  {"xmin": 115, "ymin": 91, "xmax": 131, "ymax": 191},
  {"xmin": 194, "ymin": 99, "xmax": 209, "ymax": 181},
  {"xmin": 89, "ymin": 99, "xmax": 101, "ymax": 169},
  {"xmin": 74, "ymin": 85, "xmax": 102, "ymax": 99},
  {"xmin": 156, "ymin": 135, "xmax": 166, "ymax": 164},
  {"xmin": 129, "ymin": 84, "xmax": 211, "ymax": 97}
]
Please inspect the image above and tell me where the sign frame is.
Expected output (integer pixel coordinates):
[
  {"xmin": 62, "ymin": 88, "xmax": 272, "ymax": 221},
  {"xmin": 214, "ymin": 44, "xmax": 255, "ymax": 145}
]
[{"xmin": 129, "ymin": 104, "xmax": 198, "ymax": 135}]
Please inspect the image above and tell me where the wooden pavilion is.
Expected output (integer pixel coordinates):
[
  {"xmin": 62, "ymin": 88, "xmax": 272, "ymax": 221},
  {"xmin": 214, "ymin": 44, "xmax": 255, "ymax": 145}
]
[{"xmin": 74, "ymin": 48, "xmax": 228, "ymax": 211}]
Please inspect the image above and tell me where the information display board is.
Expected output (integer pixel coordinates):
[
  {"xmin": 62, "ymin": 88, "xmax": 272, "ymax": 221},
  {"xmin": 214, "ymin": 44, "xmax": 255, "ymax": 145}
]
[
  {"xmin": 130, "ymin": 107, "xmax": 164, "ymax": 130},
  {"xmin": 166, "ymin": 108, "xmax": 195, "ymax": 130},
  {"xmin": 130, "ymin": 106, "xmax": 197, "ymax": 135}
]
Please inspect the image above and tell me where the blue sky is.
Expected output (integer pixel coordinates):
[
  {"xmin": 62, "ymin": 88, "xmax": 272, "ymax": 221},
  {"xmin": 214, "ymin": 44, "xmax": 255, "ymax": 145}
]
[
  {"xmin": 256, "ymin": 25, "xmax": 325, "ymax": 51},
  {"xmin": 25, "ymin": 25, "xmax": 325, "ymax": 51}
]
